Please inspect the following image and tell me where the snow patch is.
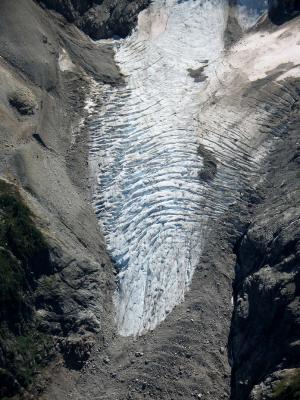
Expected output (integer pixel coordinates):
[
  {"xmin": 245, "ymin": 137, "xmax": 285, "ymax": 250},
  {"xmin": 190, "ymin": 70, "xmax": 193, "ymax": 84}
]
[
  {"xmin": 58, "ymin": 48, "xmax": 76, "ymax": 72},
  {"xmin": 229, "ymin": 22, "xmax": 300, "ymax": 81}
]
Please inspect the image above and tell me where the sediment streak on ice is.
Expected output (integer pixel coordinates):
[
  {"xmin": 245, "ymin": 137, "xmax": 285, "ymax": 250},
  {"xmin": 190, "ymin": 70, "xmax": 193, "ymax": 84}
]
[{"xmin": 88, "ymin": 0, "xmax": 272, "ymax": 336}]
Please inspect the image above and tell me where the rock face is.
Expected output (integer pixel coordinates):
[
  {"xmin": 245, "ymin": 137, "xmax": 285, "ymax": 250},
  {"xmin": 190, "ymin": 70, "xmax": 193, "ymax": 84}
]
[
  {"xmin": 268, "ymin": 0, "xmax": 300, "ymax": 24},
  {"xmin": 230, "ymin": 79, "xmax": 300, "ymax": 399},
  {"xmin": 38, "ymin": 0, "xmax": 151, "ymax": 39},
  {"xmin": 8, "ymin": 88, "xmax": 38, "ymax": 115}
]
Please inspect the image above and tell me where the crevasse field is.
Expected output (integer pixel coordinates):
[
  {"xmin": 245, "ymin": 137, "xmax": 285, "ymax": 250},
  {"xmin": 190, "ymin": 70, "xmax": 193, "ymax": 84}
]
[{"xmin": 89, "ymin": 0, "xmax": 268, "ymax": 336}]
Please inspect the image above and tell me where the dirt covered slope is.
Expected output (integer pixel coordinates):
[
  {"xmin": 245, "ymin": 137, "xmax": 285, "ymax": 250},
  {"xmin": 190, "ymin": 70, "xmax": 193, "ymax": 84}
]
[{"xmin": 0, "ymin": 0, "xmax": 122, "ymax": 397}]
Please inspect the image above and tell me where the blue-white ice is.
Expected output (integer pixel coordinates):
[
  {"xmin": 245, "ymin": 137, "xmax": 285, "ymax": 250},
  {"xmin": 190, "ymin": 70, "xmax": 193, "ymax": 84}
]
[{"xmin": 88, "ymin": 0, "xmax": 268, "ymax": 336}]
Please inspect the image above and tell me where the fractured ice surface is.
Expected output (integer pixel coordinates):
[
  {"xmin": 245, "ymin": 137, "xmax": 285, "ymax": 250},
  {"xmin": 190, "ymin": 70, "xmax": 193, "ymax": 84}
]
[
  {"xmin": 88, "ymin": 0, "xmax": 283, "ymax": 336},
  {"xmin": 89, "ymin": 0, "xmax": 229, "ymax": 336}
]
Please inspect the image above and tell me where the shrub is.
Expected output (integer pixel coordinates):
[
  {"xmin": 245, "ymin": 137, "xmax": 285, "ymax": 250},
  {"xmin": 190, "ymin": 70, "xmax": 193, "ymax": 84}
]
[
  {"xmin": 272, "ymin": 369, "xmax": 300, "ymax": 400},
  {"xmin": 0, "ymin": 179, "xmax": 53, "ymax": 397}
]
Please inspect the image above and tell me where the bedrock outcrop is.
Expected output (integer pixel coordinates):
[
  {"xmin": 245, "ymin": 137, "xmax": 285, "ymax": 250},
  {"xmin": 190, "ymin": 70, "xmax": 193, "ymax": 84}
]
[
  {"xmin": 37, "ymin": 0, "xmax": 151, "ymax": 39},
  {"xmin": 229, "ymin": 78, "xmax": 300, "ymax": 400},
  {"xmin": 268, "ymin": 0, "xmax": 300, "ymax": 24}
]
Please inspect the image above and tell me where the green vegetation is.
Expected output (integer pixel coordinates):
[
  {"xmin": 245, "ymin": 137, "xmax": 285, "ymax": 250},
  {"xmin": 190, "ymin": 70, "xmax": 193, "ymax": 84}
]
[
  {"xmin": 0, "ymin": 326, "xmax": 52, "ymax": 390},
  {"xmin": 0, "ymin": 179, "xmax": 53, "ymax": 398},
  {"xmin": 0, "ymin": 180, "xmax": 48, "ymax": 326},
  {"xmin": 0, "ymin": 179, "xmax": 48, "ymax": 275},
  {"xmin": 0, "ymin": 248, "xmax": 25, "ymax": 312},
  {"xmin": 272, "ymin": 369, "xmax": 300, "ymax": 400}
]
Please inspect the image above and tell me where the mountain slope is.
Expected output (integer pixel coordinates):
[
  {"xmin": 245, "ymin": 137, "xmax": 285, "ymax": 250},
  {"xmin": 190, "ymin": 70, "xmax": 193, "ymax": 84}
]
[{"xmin": 0, "ymin": 1, "xmax": 299, "ymax": 399}]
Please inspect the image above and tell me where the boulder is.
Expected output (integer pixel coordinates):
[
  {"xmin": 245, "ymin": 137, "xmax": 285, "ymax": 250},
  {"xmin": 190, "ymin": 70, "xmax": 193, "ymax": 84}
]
[{"xmin": 8, "ymin": 88, "xmax": 38, "ymax": 115}]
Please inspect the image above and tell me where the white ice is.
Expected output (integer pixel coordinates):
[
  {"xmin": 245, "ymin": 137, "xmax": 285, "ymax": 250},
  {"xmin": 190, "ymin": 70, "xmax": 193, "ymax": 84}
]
[{"xmin": 87, "ymin": 0, "xmax": 287, "ymax": 336}]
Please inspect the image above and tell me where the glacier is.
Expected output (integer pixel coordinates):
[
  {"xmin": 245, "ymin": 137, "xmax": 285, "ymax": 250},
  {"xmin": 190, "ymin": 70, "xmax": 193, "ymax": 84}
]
[{"xmin": 88, "ymin": 0, "xmax": 270, "ymax": 336}]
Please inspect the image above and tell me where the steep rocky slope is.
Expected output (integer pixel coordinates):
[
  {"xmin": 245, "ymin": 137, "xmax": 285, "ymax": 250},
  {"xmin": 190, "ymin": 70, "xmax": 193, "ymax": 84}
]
[
  {"xmin": 0, "ymin": 0, "xmax": 299, "ymax": 399},
  {"xmin": 0, "ymin": 179, "xmax": 53, "ymax": 397},
  {"xmin": 37, "ymin": 0, "xmax": 151, "ymax": 39},
  {"xmin": 230, "ymin": 78, "xmax": 300, "ymax": 400},
  {"xmin": 0, "ymin": 0, "xmax": 124, "ymax": 397},
  {"xmin": 43, "ymin": 3, "xmax": 300, "ymax": 400}
]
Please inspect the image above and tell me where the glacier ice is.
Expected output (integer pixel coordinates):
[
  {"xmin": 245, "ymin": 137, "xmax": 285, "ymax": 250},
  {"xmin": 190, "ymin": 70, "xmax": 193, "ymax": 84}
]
[{"xmin": 88, "ymin": 0, "xmax": 272, "ymax": 336}]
